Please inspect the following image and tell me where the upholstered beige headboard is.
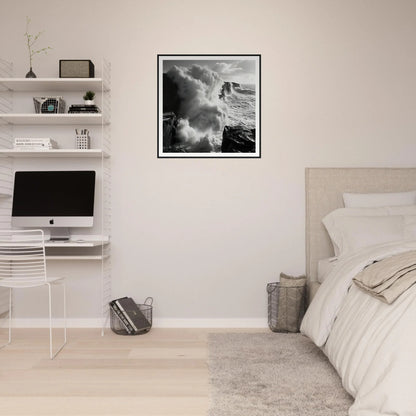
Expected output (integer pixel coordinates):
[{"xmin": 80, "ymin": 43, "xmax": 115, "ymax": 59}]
[{"xmin": 305, "ymin": 168, "xmax": 416, "ymax": 296}]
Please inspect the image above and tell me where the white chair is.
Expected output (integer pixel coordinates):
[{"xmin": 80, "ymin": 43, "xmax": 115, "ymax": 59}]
[{"xmin": 0, "ymin": 229, "xmax": 66, "ymax": 359}]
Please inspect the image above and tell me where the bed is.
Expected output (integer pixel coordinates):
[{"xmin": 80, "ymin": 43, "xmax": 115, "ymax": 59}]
[{"xmin": 301, "ymin": 167, "xmax": 416, "ymax": 416}]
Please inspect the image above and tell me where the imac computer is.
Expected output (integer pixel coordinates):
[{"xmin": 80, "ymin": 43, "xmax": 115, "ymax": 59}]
[{"xmin": 12, "ymin": 170, "xmax": 96, "ymax": 240}]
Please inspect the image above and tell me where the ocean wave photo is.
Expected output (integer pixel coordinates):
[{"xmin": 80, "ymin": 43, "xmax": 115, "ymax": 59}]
[{"xmin": 159, "ymin": 55, "xmax": 260, "ymax": 157}]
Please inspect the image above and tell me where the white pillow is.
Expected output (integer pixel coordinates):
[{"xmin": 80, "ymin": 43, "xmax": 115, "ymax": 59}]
[
  {"xmin": 324, "ymin": 205, "xmax": 416, "ymax": 219},
  {"xmin": 343, "ymin": 190, "xmax": 416, "ymax": 208},
  {"xmin": 323, "ymin": 215, "xmax": 404, "ymax": 256},
  {"xmin": 322, "ymin": 206, "xmax": 416, "ymax": 256}
]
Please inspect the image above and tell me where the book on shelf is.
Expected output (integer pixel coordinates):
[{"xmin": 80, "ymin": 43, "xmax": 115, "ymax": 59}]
[
  {"xmin": 13, "ymin": 138, "xmax": 57, "ymax": 151},
  {"xmin": 111, "ymin": 297, "xmax": 151, "ymax": 334}
]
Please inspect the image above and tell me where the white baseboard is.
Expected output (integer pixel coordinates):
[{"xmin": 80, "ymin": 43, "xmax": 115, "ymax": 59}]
[
  {"xmin": 0, "ymin": 318, "xmax": 267, "ymax": 329},
  {"xmin": 1, "ymin": 318, "xmax": 103, "ymax": 328},
  {"xmin": 153, "ymin": 318, "xmax": 267, "ymax": 328}
]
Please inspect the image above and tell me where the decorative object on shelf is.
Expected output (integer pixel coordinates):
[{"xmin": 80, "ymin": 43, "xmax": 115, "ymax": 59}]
[
  {"xmin": 13, "ymin": 137, "xmax": 57, "ymax": 151},
  {"xmin": 24, "ymin": 16, "xmax": 52, "ymax": 78},
  {"xmin": 33, "ymin": 96, "xmax": 65, "ymax": 113},
  {"xmin": 75, "ymin": 129, "xmax": 90, "ymax": 149},
  {"xmin": 25, "ymin": 68, "xmax": 36, "ymax": 79},
  {"xmin": 157, "ymin": 54, "xmax": 261, "ymax": 158},
  {"xmin": 59, "ymin": 60, "xmax": 95, "ymax": 78},
  {"xmin": 83, "ymin": 90, "xmax": 95, "ymax": 105}
]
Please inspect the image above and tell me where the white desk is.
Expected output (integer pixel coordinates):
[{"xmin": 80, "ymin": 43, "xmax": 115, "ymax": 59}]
[
  {"xmin": 45, "ymin": 240, "xmax": 108, "ymax": 248},
  {"xmin": 0, "ymin": 238, "xmax": 109, "ymax": 261},
  {"xmin": 44, "ymin": 237, "xmax": 109, "ymax": 260}
]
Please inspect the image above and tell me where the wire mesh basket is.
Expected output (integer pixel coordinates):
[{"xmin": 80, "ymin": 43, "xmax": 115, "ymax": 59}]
[
  {"xmin": 33, "ymin": 96, "xmax": 66, "ymax": 114},
  {"xmin": 110, "ymin": 297, "xmax": 153, "ymax": 336},
  {"xmin": 267, "ymin": 274, "xmax": 306, "ymax": 333}
]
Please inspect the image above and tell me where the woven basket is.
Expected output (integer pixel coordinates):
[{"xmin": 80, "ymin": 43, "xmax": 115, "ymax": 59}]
[{"xmin": 267, "ymin": 274, "xmax": 306, "ymax": 333}]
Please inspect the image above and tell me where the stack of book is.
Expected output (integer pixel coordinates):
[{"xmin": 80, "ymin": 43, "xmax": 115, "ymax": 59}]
[
  {"xmin": 110, "ymin": 297, "xmax": 151, "ymax": 335},
  {"xmin": 13, "ymin": 138, "xmax": 57, "ymax": 151},
  {"xmin": 68, "ymin": 104, "xmax": 100, "ymax": 113}
]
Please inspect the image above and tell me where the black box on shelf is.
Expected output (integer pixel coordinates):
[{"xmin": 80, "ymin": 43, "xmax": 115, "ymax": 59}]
[
  {"xmin": 68, "ymin": 104, "xmax": 100, "ymax": 113},
  {"xmin": 59, "ymin": 60, "xmax": 95, "ymax": 78}
]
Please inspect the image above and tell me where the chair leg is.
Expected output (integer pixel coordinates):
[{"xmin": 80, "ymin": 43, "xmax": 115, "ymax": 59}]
[
  {"xmin": 63, "ymin": 282, "xmax": 67, "ymax": 344},
  {"xmin": 47, "ymin": 282, "xmax": 67, "ymax": 359},
  {"xmin": 0, "ymin": 288, "xmax": 12, "ymax": 350},
  {"xmin": 8, "ymin": 287, "xmax": 11, "ymax": 344}
]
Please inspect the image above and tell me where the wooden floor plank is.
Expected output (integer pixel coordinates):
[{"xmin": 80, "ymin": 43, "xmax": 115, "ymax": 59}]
[
  {"xmin": 0, "ymin": 397, "xmax": 207, "ymax": 416},
  {"xmin": 0, "ymin": 328, "xmax": 210, "ymax": 416},
  {"xmin": 0, "ymin": 328, "xmax": 266, "ymax": 415}
]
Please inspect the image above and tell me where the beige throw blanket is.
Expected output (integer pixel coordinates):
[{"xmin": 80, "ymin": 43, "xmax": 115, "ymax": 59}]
[{"xmin": 353, "ymin": 250, "xmax": 416, "ymax": 304}]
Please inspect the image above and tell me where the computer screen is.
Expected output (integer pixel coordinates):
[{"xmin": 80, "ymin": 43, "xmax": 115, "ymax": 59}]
[{"xmin": 12, "ymin": 170, "xmax": 96, "ymax": 228}]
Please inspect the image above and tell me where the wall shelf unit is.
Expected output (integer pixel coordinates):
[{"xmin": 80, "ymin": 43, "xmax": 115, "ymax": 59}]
[{"xmin": 0, "ymin": 58, "xmax": 112, "ymax": 332}]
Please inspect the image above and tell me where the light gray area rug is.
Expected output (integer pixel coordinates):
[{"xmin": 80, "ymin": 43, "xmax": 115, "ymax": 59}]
[{"xmin": 208, "ymin": 333, "xmax": 353, "ymax": 416}]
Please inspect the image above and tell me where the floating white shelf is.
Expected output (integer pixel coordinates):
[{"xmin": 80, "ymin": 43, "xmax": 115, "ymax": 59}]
[
  {"xmin": 0, "ymin": 113, "xmax": 106, "ymax": 125},
  {"xmin": 46, "ymin": 255, "xmax": 108, "ymax": 261},
  {"xmin": 0, "ymin": 241, "xmax": 108, "ymax": 248},
  {"xmin": 44, "ymin": 241, "xmax": 109, "ymax": 248},
  {"xmin": 0, "ymin": 78, "xmax": 108, "ymax": 92},
  {"xmin": 0, "ymin": 149, "xmax": 110, "ymax": 158}
]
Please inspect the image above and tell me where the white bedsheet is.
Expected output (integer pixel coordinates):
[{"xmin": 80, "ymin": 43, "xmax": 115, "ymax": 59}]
[
  {"xmin": 301, "ymin": 240, "xmax": 416, "ymax": 416},
  {"xmin": 317, "ymin": 256, "xmax": 338, "ymax": 283}
]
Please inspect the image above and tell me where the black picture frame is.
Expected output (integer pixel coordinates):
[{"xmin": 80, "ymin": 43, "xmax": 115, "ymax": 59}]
[{"xmin": 157, "ymin": 54, "xmax": 261, "ymax": 158}]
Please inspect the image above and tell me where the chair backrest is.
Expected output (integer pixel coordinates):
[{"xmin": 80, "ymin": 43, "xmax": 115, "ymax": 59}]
[{"xmin": 0, "ymin": 229, "xmax": 47, "ymax": 287}]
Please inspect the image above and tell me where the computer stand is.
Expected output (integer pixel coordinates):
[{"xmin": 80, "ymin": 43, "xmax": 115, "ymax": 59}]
[{"xmin": 49, "ymin": 228, "xmax": 70, "ymax": 241}]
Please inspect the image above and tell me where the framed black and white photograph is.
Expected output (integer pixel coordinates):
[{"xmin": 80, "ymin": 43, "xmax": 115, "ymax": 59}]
[{"xmin": 158, "ymin": 54, "xmax": 261, "ymax": 158}]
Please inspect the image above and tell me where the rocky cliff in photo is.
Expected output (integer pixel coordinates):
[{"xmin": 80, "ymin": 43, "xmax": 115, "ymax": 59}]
[{"xmin": 221, "ymin": 126, "xmax": 256, "ymax": 153}]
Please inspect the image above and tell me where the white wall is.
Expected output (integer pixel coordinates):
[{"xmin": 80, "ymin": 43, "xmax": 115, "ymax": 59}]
[{"xmin": 1, "ymin": 0, "xmax": 416, "ymax": 325}]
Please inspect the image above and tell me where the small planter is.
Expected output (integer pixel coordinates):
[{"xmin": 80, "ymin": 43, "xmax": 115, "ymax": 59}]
[{"xmin": 83, "ymin": 91, "xmax": 95, "ymax": 106}]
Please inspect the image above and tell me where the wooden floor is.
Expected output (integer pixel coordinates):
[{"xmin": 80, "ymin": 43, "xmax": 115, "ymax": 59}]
[{"xmin": 0, "ymin": 328, "xmax": 263, "ymax": 416}]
